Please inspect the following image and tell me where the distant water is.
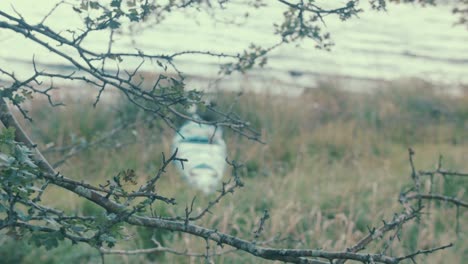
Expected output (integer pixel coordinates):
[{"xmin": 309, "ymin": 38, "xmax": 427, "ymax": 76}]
[{"xmin": 1, "ymin": 0, "xmax": 467, "ymax": 96}]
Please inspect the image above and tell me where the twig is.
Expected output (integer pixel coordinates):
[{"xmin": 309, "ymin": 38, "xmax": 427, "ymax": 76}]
[{"xmin": 405, "ymin": 194, "xmax": 468, "ymax": 208}]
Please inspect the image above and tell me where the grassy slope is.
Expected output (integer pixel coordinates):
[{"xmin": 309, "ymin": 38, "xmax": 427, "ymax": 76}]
[{"xmin": 1, "ymin": 80, "xmax": 467, "ymax": 264}]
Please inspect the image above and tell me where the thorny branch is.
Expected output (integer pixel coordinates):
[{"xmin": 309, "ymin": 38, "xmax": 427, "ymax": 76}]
[
  {"xmin": 401, "ymin": 150, "xmax": 468, "ymax": 209},
  {"xmin": 0, "ymin": 5, "xmax": 261, "ymax": 140},
  {"xmin": 335, "ymin": 148, "xmax": 467, "ymax": 264},
  {"xmin": 405, "ymin": 194, "xmax": 468, "ymax": 208}
]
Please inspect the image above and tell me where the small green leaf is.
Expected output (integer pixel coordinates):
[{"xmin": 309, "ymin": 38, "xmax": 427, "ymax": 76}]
[
  {"xmin": 70, "ymin": 225, "xmax": 85, "ymax": 233},
  {"xmin": 110, "ymin": 0, "xmax": 121, "ymax": 8},
  {"xmin": 108, "ymin": 20, "xmax": 121, "ymax": 29},
  {"xmin": 89, "ymin": 1, "xmax": 100, "ymax": 9}
]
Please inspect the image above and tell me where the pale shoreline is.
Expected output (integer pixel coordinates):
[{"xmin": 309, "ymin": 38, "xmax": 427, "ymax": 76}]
[{"xmin": 1, "ymin": 0, "xmax": 467, "ymax": 95}]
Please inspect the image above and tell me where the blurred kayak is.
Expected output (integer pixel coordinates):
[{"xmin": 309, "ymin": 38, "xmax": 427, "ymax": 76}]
[{"xmin": 172, "ymin": 117, "xmax": 227, "ymax": 194}]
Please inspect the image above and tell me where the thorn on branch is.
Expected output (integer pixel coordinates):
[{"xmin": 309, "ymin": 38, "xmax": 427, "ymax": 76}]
[{"xmin": 253, "ymin": 210, "xmax": 270, "ymax": 242}]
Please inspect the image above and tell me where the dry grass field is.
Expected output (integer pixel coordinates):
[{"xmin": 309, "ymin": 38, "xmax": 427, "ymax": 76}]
[{"xmin": 1, "ymin": 79, "xmax": 467, "ymax": 263}]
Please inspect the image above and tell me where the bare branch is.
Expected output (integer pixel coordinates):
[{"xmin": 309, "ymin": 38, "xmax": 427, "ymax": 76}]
[
  {"xmin": 405, "ymin": 194, "xmax": 468, "ymax": 209},
  {"xmin": 100, "ymin": 238, "xmax": 237, "ymax": 257}
]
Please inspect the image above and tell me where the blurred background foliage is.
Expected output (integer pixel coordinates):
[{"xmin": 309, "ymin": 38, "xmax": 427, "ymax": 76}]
[{"xmin": 1, "ymin": 78, "xmax": 467, "ymax": 263}]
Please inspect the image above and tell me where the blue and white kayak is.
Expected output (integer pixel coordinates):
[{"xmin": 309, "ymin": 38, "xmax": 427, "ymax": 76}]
[{"xmin": 172, "ymin": 119, "xmax": 227, "ymax": 194}]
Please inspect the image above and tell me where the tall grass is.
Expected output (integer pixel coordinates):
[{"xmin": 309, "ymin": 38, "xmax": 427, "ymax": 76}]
[{"xmin": 1, "ymin": 80, "xmax": 467, "ymax": 263}]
